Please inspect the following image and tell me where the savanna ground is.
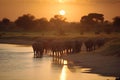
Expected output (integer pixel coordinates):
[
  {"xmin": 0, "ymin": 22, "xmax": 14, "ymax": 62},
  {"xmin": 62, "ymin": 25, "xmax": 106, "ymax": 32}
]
[
  {"xmin": 0, "ymin": 31, "xmax": 120, "ymax": 77},
  {"xmin": 0, "ymin": 31, "xmax": 119, "ymax": 43}
]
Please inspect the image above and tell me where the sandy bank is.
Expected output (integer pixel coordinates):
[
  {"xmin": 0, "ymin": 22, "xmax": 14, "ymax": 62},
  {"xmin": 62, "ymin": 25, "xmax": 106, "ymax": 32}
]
[{"xmin": 62, "ymin": 52, "xmax": 120, "ymax": 77}]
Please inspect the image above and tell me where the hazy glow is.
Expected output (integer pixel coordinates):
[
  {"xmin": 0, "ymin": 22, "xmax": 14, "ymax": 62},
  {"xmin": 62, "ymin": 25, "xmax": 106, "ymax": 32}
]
[
  {"xmin": 58, "ymin": 0, "xmax": 76, "ymax": 3},
  {"xmin": 59, "ymin": 0, "xmax": 64, "ymax": 3},
  {"xmin": 0, "ymin": 0, "xmax": 120, "ymax": 22},
  {"xmin": 59, "ymin": 10, "xmax": 66, "ymax": 15}
]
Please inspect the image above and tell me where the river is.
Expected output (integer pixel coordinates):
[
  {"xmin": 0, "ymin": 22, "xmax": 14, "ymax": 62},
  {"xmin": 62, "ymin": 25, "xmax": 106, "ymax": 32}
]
[{"xmin": 0, "ymin": 44, "xmax": 115, "ymax": 80}]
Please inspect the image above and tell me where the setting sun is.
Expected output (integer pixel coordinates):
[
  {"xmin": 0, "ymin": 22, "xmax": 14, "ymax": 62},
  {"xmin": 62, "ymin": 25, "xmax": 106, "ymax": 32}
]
[
  {"xmin": 58, "ymin": 0, "xmax": 64, "ymax": 3},
  {"xmin": 59, "ymin": 10, "xmax": 66, "ymax": 15}
]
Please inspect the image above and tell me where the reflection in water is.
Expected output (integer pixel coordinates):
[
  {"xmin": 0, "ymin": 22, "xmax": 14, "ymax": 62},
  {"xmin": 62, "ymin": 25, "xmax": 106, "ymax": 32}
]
[
  {"xmin": 60, "ymin": 60, "xmax": 68, "ymax": 80},
  {"xmin": 0, "ymin": 44, "xmax": 116, "ymax": 80},
  {"xmin": 80, "ymin": 68, "xmax": 92, "ymax": 73},
  {"xmin": 60, "ymin": 65, "xmax": 67, "ymax": 80},
  {"xmin": 60, "ymin": 60, "xmax": 91, "ymax": 80},
  {"xmin": 53, "ymin": 58, "xmax": 115, "ymax": 80},
  {"xmin": 63, "ymin": 60, "xmax": 67, "ymax": 65}
]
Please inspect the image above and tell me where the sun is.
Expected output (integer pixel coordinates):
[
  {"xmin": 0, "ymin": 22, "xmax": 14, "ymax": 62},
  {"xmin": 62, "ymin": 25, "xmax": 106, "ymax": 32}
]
[
  {"xmin": 59, "ymin": 0, "xmax": 64, "ymax": 3},
  {"xmin": 59, "ymin": 10, "xmax": 66, "ymax": 15}
]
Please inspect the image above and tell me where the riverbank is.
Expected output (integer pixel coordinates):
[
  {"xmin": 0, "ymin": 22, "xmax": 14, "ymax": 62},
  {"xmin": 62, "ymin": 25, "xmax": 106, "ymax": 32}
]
[
  {"xmin": 62, "ymin": 39, "xmax": 120, "ymax": 77},
  {"xmin": 0, "ymin": 38, "xmax": 33, "ymax": 45},
  {"xmin": 62, "ymin": 52, "xmax": 120, "ymax": 77}
]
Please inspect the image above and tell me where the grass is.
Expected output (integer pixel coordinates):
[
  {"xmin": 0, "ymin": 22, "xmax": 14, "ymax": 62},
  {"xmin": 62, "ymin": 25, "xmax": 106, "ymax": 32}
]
[
  {"xmin": 0, "ymin": 31, "xmax": 120, "ymax": 39},
  {"xmin": 94, "ymin": 38, "xmax": 120, "ymax": 56}
]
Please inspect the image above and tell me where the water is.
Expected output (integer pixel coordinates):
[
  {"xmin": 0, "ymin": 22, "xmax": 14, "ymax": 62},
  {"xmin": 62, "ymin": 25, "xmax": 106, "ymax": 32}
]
[{"xmin": 0, "ymin": 44, "xmax": 115, "ymax": 80}]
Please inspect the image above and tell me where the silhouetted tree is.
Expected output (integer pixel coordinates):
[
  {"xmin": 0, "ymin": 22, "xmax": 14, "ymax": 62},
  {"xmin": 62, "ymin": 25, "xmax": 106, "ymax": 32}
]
[
  {"xmin": 88, "ymin": 13, "xmax": 104, "ymax": 23},
  {"xmin": 113, "ymin": 16, "xmax": 120, "ymax": 32},
  {"xmin": 113, "ymin": 16, "xmax": 120, "ymax": 27},
  {"xmin": 50, "ymin": 15, "xmax": 66, "ymax": 25},
  {"xmin": 80, "ymin": 13, "xmax": 104, "ymax": 25},
  {"xmin": 2, "ymin": 18, "xmax": 10, "ymax": 25},
  {"xmin": 15, "ymin": 14, "xmax": 35, "ymax": 30},
  {"xmin": 50, "ymin": 15, "xmax": 67, "ymax": 34},
  {"xmin": 34, "ymin": 17, "xmax": 49, "ymax": 31},
  {"xmin": 0, "ymin": 18, "xmax": 11, "ymax": 31}
]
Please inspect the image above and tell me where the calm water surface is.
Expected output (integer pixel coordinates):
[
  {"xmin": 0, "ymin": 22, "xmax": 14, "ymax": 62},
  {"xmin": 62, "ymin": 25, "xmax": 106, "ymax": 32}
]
[{"xmin": 0, "ymin": 44, "xmax": 115, "ymax": 80}]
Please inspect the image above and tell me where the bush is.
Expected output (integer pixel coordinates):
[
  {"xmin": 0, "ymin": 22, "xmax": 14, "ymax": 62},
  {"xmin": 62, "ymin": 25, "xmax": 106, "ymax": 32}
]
[{"xmin": 94, "ymin": 31, "xmax": 100, "ymax": 35}]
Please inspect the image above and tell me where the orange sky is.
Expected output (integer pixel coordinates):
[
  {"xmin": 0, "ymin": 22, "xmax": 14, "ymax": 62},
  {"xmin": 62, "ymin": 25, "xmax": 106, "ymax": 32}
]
[{"xmin": 0, "ymin": 0, "xmax": 120, "ymax": 22}]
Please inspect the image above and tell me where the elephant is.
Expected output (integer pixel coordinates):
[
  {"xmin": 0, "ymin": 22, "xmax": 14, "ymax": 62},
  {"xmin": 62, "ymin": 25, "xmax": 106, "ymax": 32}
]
[
  {"xmin": 51, "ymin": 40, "xmax": 66, "ymax": 57},
  {"xmin": 32, "ymin": 37, "xmax": 107, "ymax": 58},
  {"xmin": 84, "ymin": 38, "xmax": 106, "ymax": 52},
  {"xmin": 64, "ymin": 39, "xmax": 82, "ymax": 54},
  {"xmin": 64, "ymin": 39, "xmax": 75, "ymax": 54},
  {"xmin": 96, "ymin": 38, "xmax": 105, "ymax": 48},
  {"xmin": 32, "ymin": 40, "xmax": 44, "ymax": 58},
  {"xmin": 32, "ymin": 42, "xmax": 37, "ymax": 57},
  {"xmin": 84, "ymin": 39, "xmax": 94, "ymax": 52},
  {"xmin": 73, "ymin": 40, "xmax": 83, "ymax": 53}
]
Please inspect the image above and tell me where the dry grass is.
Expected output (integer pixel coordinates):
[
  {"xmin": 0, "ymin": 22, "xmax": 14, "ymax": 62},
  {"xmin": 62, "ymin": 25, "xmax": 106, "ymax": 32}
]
[{"xmin": 0, "ymin": 31, "xmax": 120, "ymax": 39}]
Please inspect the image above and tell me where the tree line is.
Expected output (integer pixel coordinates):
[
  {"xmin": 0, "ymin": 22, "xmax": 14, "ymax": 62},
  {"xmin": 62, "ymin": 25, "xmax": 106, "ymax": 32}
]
[{"xmin": 0, "ymin": 13, "xmax": 120, "ymax": 33}]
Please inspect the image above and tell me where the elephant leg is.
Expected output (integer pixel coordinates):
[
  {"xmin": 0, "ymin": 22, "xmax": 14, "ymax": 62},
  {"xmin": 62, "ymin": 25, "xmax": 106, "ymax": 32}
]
[{"xmin": 33, "ymin": 50, "xmax": 36, "ymax": 58}]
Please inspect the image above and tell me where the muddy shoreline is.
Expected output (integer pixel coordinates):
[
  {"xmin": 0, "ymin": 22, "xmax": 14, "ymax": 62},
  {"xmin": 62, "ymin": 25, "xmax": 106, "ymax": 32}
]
[{"xmin": 62, "ymin": 52, "xmax": 120, "ymax": 77}]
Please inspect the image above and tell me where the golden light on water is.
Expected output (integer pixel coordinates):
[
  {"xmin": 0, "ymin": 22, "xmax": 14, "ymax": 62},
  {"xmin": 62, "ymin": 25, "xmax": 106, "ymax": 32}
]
[
  {"xmin": 60, "ymin": 65, "xmax": 67, "ymax": 80},
  {"xmin": 60, "ymin": 60, "xmax": 68, "ymax": 80},
  {"xmin": 63, "ymin": 60, "xmax": 67, "ymax": 65}
]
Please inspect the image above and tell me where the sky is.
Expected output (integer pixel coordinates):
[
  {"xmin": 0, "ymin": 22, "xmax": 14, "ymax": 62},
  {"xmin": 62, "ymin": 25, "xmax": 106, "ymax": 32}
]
[{"xmin": 0, "ymin": 0, "xmax": 120, "ymax": 22}]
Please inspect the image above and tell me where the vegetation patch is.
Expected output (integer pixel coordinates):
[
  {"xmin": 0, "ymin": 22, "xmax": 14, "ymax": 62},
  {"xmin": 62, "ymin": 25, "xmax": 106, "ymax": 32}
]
[{"xmin": 96, "ymin": 39, "xmax": 120, "ymax": 56}]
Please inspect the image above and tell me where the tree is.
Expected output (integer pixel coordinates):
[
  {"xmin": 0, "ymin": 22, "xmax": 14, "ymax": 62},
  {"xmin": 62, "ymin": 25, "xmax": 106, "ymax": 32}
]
[
  {"xmin": 88, "ymin": 13, "xmax": 104, "ymax": 23},
  {"xmin": 0, "ymin": 18, "xmax": 11, "ymax": 31},
  {"xmin": 34, "ymin": 17, "xmax": 49, "ymax": 31},
  {"xmin": 80, "ymin": 15, "xmax": 92, "ymax": 24},
  {"xmin": 50, "ymin": 15, "xmax": 66, "ymax": 25},
  {"xmin": 50, "ymin": 15, "xmax": 67, "ymax": 34},
  {"xmin": 2, "ymin": 18, "xmax": 10, "ymax": 25},
  {"xmin": 113, "ymin": 16, "xmax": 120, "ymax": 32},
  {"xmin": 80, "ymin": 13, "xmax": 104, "ymax": 25},
  {"xmin": 15, "ymin": 14, "xmax": 35, "ymax": 30},
  {"xmin": 113, "ymin": 16, "xmax": 120, "ymax": 27}
]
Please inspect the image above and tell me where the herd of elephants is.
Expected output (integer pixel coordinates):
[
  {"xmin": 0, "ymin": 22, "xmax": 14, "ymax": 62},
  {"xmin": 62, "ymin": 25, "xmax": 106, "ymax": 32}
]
[{"xmin": 32, "ymin": 37, "xmax": 108, "ymax": 58}]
